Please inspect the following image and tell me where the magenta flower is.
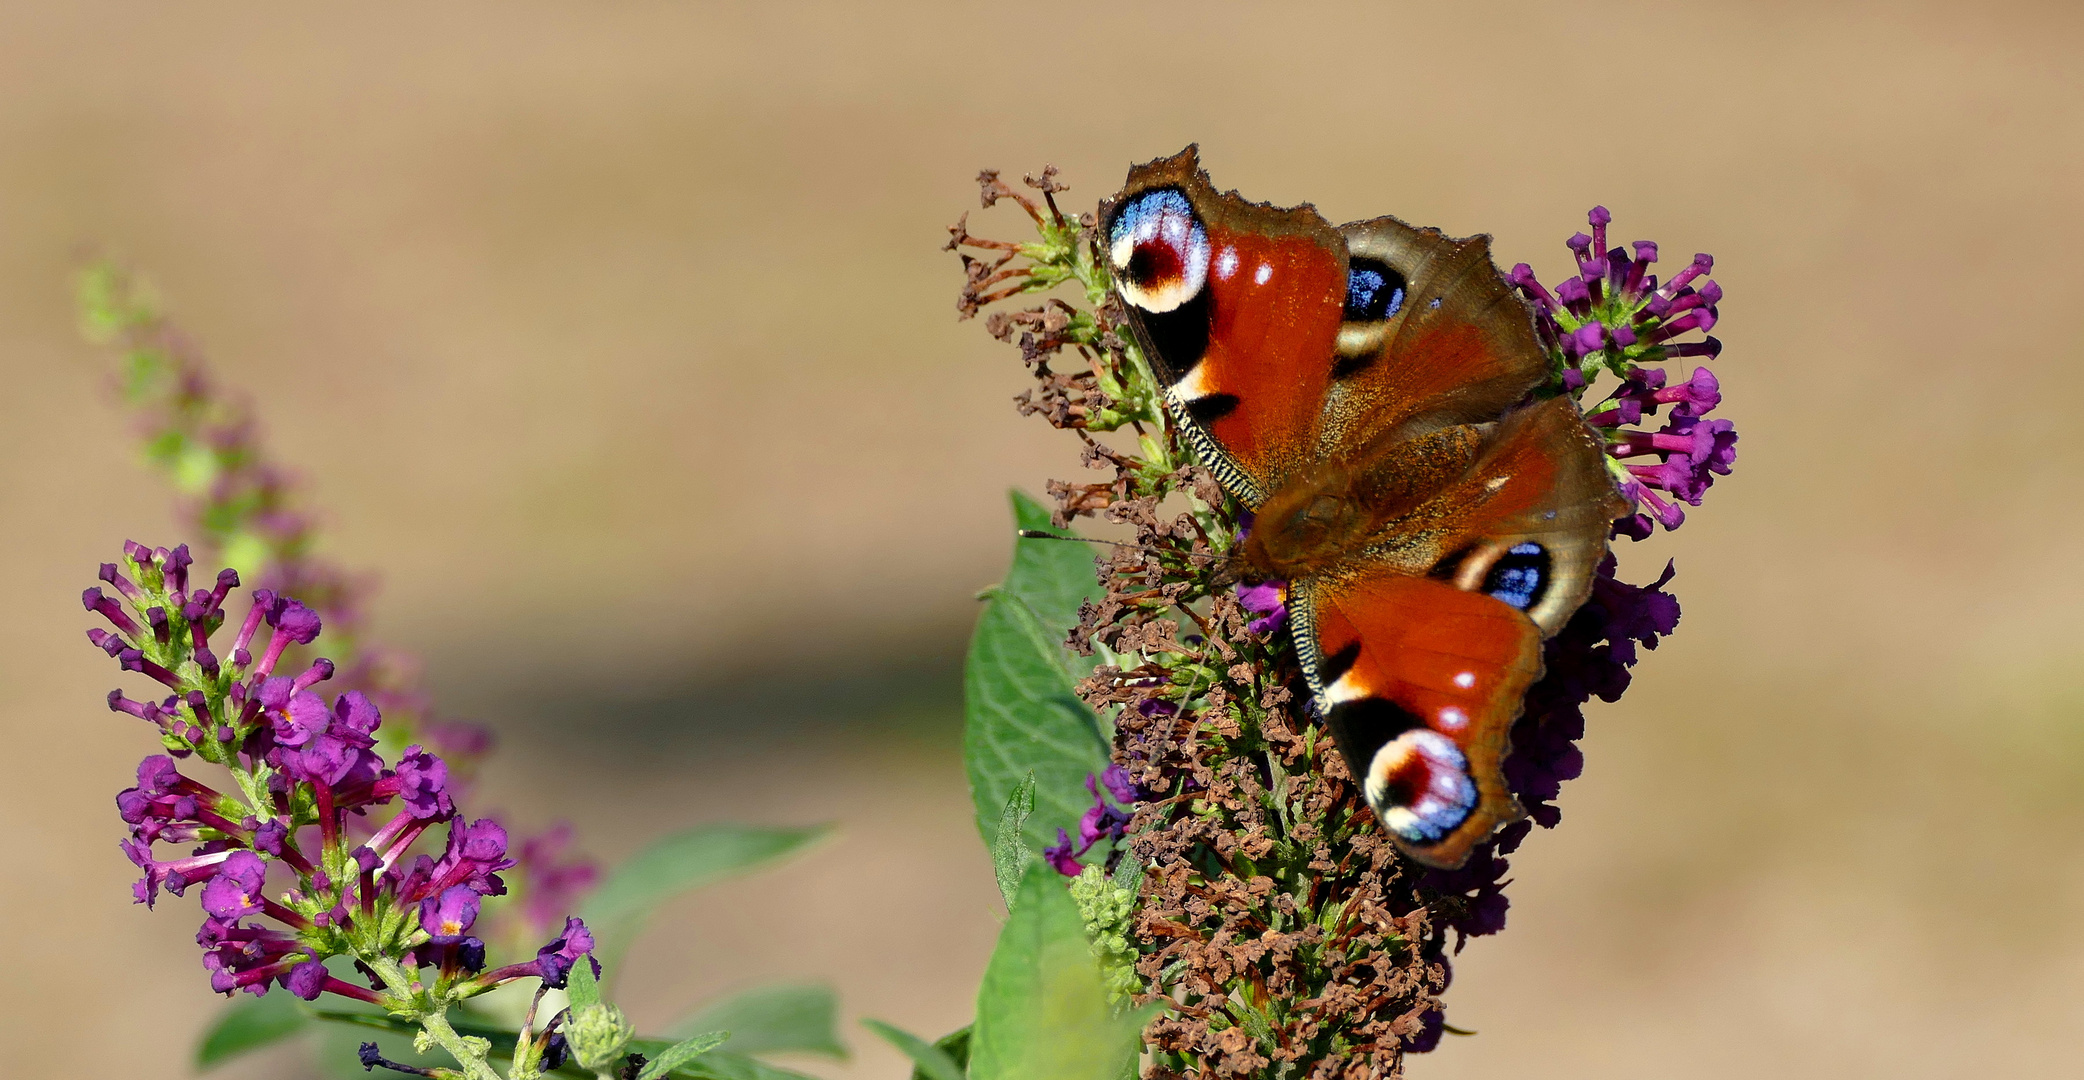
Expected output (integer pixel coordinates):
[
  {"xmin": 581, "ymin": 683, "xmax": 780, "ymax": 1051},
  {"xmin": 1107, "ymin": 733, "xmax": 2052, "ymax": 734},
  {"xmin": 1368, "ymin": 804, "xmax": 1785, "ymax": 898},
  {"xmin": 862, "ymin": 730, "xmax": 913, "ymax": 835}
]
[
  {"xmin": 390, "ymin": 746, "xmax": 454, "ymax": 820},
  {"xmin": 199, "ymin": 851, "xmax": 270, "ymax": 920},
  {"xmin": 1043, "ymin": 765, "xmax": 1141, "ymax": 876},
  {"xmin": 1235, "ymin": 580, "xmax": 1287, "ymax": 635},
  {"xmin": 86, "ymin": 543, "xmax": 593, "ymax": 1011},
  {"xmin": 1512, "ymin": 207, "xmax": 1738, "ymax": 536},
  {"xmin": 419, "ymin": 885, "xmax": 481, "ymax": 945}
]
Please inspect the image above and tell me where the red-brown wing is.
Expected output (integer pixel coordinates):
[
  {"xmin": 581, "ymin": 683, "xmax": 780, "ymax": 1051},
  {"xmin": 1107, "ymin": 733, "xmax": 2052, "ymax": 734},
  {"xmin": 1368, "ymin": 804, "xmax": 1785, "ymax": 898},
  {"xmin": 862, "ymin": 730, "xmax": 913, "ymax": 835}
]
[
  {"xmin": 1294, "ymin": 571, "xmax": 1539, "ymax": 869},
  {"xmin": 1105, "ymin": 146, "xmax": 1347, "ymax": 505},
  {"xmin": 1319, "ymin": 216, "xmax": 1551, "ymax": 454},
  {"xmin": 1407, "ymin": 396, "xmax": 1630, "ymax": 637}
]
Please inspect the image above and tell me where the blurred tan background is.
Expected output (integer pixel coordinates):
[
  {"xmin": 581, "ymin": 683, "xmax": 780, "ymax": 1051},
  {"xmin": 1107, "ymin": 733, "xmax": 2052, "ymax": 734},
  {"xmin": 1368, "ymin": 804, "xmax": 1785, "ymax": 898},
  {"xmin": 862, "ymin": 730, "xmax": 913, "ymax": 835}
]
[{"xmin": 3, "ymin": 1, "xmax": 2080, "ymax": 1076}]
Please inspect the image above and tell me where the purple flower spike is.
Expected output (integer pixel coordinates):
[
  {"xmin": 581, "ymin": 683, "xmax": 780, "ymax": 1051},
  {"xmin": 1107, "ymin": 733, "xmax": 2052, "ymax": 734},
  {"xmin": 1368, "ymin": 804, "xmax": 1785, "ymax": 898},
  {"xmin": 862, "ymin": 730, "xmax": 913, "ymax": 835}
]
[
  {"xmin": 290, "ymin": 658, "xmax": 335, "ymax": 695},
  {"xmin": 1100, "ymin": 764, "xmax": 1139, "ymax": 806},
  {"xmin": 232, "ymin": 589, "xmax": 273, "ymax": 661},
  {"xmin": 1077, "ymin": 801, "xmax": 1131, "ymax": 850},
  {"xmin": 417, "ymin": 818, "xmax": 514, "ymax": 900},
  {"xmin": 1507, "ymin": 264, "xmax": 1557, "ymax": 313},
  {"xmin": 254, "ymin": 597, "xmax": 321, "ymax": 678},
  {"xmin": 334, "ymin": 691, "xmax": 381, "ymax": 739},
  {"xmin": 454, "ymin": 937, "xmax": 487, "ymax": 975},
  {"xmin": 164, "ymin": 544, "xmax": 193, "ymax": 596},
  {"xmin": 1656, "ymin": 367, "xmax": 1722, "ymax": 413},
  {"xmin": 269, "ymin": 687, "xmax": 332, "ymax": 748},
  {"xmin": 268, "ymin": 597, "xmax": 322, "ymax": 643},
  {"xmin": 118, "ymin": 649, "xmax": 182, "ymax": 689},
  {"xmin": 99, "ymin": 562, "xmax": 144, "ymax": 601},
  {"xmin": 253, "ymin": 818, "xmax": 289, "ymax": 856}
]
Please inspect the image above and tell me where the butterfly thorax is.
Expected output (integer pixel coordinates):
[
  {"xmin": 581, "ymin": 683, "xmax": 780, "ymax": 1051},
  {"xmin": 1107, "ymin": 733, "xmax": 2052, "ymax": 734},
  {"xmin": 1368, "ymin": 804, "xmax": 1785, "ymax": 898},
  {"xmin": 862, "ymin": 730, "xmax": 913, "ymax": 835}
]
[{"xmin": 1238, "ymin": 423, "xmax": 1488, "ymax": 584}]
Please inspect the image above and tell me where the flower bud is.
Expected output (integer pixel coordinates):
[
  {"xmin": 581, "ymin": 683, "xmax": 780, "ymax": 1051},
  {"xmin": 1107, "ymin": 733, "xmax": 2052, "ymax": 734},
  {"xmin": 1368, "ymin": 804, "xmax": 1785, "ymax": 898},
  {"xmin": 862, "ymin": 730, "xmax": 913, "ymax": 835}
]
[{"xmin": 566, "ymin": 1001, "xmax": 634, "ymax": 1072}]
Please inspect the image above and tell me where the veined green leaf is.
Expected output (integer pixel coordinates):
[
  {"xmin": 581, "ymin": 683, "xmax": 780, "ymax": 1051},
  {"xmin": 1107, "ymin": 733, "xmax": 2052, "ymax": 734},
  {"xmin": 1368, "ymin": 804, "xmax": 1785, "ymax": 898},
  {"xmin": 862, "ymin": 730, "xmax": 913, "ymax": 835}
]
[
  {"xmin": 991, "ymin": 773, "xmax": 1037, "ymax": 908},
  {"xmin": 566, "ymin": 949, "xmax": 603, "ymax": 1008},
  {"xmin": 964, "ymin": 492, "xmax": 1110, "ymax": 860},
  {"xmin": 637, "ymin": 1031, "xmax": 731, "ymax": 1080}
]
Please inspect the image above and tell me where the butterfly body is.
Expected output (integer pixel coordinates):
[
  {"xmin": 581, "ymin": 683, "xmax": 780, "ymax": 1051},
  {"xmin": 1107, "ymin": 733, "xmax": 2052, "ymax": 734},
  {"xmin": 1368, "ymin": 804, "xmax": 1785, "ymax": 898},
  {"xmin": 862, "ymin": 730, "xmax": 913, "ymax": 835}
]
[{"xmin": 1104, "ymin": 146, "xmax": 1626, "ymax": 869}]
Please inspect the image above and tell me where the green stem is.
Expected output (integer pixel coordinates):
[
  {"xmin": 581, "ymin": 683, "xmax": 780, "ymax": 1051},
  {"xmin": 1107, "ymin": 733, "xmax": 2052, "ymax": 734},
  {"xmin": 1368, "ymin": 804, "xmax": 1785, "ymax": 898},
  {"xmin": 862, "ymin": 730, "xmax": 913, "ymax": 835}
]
[{"xmin": 366, "ymin": 956, "xmax": 505, "ymax": 1080}]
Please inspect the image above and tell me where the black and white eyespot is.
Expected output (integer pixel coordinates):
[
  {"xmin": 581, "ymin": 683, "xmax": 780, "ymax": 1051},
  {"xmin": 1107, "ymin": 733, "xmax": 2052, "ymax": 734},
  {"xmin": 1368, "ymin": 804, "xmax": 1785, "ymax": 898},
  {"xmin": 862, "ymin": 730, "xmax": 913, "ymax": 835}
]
[
  {"xmin": 1331, "ymin": 257, "xmax": 1409, "ymax": 378},
  {"xmin": 1109, "ymin": 188, "xmax": 1210, "ymax": 314},
  {"xmin": 1365, "ymin": 729, "xmax": 1478, "ymax": 844}
]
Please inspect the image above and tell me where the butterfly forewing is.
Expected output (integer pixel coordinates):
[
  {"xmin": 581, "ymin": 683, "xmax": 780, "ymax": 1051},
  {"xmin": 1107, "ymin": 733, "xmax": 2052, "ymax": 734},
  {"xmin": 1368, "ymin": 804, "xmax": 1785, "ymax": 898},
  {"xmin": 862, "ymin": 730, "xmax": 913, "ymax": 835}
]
[{"xmin": 1105, "ymin": 146, "xmax": 1347, "ymax": 503}]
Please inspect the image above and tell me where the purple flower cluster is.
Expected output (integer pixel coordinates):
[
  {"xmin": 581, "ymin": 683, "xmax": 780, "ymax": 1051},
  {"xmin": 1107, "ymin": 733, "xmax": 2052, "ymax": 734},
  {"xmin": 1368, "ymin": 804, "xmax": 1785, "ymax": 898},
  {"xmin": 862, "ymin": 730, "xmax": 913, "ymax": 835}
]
[
  {"xmin": 1423, "ymin": 554, "xmax": 1682, "ymax": 946},
  {"xmin": 1510, "ymin": 207, "xmax": 1738, "ymax": 535},
  {"xmin": 1044, "ymin": 765, "xmax": 1140, "ymax": 875},
  {"xmin": 90, "ymin": 542, "xmax": 595, "ymax": 1006},
  {"xmin": 1410, "ymin": 209, "xmax": 1723, "ymax": 1000}
]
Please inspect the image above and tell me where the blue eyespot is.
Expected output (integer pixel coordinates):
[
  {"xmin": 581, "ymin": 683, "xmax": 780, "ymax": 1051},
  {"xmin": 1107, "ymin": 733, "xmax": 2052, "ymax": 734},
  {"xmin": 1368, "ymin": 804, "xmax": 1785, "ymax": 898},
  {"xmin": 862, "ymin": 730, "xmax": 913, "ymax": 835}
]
[
  {"xmin": 1344, "ymin": 258, "xmax": 1406, "ymax": 321},
  {"xmin": 1484, "ymin": 541, "xmax": 1549, "ymax": 611}
]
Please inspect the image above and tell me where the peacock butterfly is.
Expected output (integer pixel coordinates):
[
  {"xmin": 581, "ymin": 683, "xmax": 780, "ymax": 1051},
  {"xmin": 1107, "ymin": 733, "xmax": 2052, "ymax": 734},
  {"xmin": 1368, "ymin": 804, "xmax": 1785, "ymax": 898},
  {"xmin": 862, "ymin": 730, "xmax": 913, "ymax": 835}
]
[{"xmin": 1103, "ymin": 146, "xmax": 1627, "ymax": 870}]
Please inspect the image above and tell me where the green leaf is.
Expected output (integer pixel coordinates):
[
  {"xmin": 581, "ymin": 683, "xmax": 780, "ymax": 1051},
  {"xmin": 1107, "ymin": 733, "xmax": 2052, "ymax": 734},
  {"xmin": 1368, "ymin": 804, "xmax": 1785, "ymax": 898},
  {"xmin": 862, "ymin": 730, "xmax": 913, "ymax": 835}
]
[
  {"xmin": 991, "ymin": 773, "xmax": 1037, "ymax": 908},
  {"xmin": 637, "ymin": 1031, "xmax": 731, "ymax": 1080},
  {"xmin": 582, "ymin": 824, "xmax": 830, "ymax": 971},
  {"xmin": 964, "ymin": 492, "xmax": 1111, "ymax": 860},
  {"xmin": 194, "ymin": 992, "xmax": 309, "ymax": 1068},
  {"xmin": 861, "ymin": 1019, "xmax": 965, "ymax": 1080},
  {"xmin": 926, "ymin": 1025, "xmax": 971, "ymax": 1080},
  {"xmin": 968, "ymin": 865, "xmax": 1146, "ymax": 1080},
  {"xmin": 671, "ymin": 983, "xmax": 845, "ymax": 1060},
  {"xmin": 566, "ymin": 948, "xmax": 603, "ymax": 1008}
]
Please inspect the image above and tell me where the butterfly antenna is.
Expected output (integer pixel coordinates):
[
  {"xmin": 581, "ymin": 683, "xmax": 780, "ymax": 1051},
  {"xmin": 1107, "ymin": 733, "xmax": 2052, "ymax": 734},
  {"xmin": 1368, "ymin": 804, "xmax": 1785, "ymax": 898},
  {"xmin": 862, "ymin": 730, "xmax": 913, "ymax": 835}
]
[{"xmin": 1017, "ymin": 529, "xmax": 1216, "ymax": 562}]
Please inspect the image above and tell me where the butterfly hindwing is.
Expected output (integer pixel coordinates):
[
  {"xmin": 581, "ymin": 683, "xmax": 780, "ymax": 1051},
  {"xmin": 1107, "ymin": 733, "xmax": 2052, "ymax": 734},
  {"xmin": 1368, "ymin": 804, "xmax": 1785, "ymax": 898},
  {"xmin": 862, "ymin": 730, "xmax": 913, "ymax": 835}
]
[
  {"xmin": 1105, "ymin": 146, "xmax": 1348, "ymax": 503},
  {"xmin": 1420, "ymin": 396, "xmax": 1630, "ymax": 636},
  {"xmin": 1295, "ymin": 571, "xmax": 1540, "ymax": 869}
]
